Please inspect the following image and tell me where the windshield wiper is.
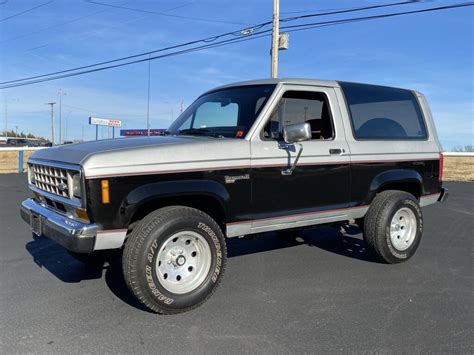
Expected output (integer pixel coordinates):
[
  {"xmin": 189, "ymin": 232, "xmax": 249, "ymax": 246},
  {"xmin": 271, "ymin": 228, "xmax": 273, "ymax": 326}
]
[{"xmin": 178, "ymin": 128, "xmax": 223, "ymax": 138}]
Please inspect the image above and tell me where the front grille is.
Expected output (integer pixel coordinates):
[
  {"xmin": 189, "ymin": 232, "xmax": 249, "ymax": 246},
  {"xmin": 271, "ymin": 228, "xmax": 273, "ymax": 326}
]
[{"xmin": 30, "ymin": 163, "xmax": 71, "ymax": 198}]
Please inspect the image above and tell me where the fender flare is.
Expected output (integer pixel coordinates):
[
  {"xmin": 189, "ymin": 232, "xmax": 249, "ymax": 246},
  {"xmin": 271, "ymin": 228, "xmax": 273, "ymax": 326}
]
[
  {"xmin": 366, "ymin": 169, "xmax": 424, "ymax": 204},
  {"xmin": 123, "ymin": 179, "xmax": 230, "ymax": 224}
]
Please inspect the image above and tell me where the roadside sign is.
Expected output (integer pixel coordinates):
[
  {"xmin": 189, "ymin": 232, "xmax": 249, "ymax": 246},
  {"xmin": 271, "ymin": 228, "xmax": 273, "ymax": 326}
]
[
  {"xmin": 89, "ymin": 117, "xmax": 122, "ymax": 140},
  {"xmin": 89, "ymin": 117, "xmax": 122, "ymax": 127},
  {"xmin": 120, "ymin": 129, "xmax": 166, "ymax": 137}
]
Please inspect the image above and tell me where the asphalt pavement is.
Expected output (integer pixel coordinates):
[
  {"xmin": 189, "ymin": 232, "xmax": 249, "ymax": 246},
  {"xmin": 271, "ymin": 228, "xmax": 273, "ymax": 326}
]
[{"xmin": 0, "ymin": 174, "xmax": 472, "ymax": 353}]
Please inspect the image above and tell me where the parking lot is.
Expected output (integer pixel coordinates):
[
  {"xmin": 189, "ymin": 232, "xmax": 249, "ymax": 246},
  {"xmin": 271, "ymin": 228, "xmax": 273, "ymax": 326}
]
[{"xmin": 0, "ymin": 174, "xmax": 472, "ymax": 353}]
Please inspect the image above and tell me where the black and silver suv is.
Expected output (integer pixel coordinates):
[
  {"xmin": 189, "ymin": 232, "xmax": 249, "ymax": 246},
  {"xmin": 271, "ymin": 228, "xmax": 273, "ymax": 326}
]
[{"xmin": 21, "ymin": 79, "xmax": 448, "ymax": 313}]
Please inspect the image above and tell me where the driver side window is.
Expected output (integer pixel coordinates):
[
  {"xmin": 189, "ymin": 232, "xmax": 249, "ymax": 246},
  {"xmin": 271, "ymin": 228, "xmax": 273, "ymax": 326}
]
[{"xmin": 263, "ymin": 91, "xmax": 334, "ymax": 140}]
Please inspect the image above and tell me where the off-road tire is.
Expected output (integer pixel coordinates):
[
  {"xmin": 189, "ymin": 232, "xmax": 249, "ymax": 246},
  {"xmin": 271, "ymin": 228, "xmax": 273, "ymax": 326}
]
[
  {"xmin": 122, "ymin": 206, "xmax": 227, "ymax": 314},
  {"xmin": 363, "ymin": 190, "xmax": 423, "ymax": 264}
]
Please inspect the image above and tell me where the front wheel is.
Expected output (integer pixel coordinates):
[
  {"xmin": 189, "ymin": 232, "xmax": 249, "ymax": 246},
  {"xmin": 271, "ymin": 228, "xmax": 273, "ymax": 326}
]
[
  {"xmin": 122, "ymin": 206, "xmax": 227, "ymax": 314},
  {"xmin": 363, "ymin": 190, "xmax": 423, "ymax": 264}
]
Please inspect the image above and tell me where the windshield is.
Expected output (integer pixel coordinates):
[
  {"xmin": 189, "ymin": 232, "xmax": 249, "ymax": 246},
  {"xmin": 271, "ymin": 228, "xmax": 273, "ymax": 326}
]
[{"xmin": 168, "ymin": 84, "xmax": 276, "ymax": 138}]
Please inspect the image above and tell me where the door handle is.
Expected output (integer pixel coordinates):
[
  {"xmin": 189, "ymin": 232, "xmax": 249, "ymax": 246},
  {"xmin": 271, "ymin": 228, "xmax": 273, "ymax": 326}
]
[{"xmin": 329, "ymin": 148, "xmax": 344, "ymax": 155}]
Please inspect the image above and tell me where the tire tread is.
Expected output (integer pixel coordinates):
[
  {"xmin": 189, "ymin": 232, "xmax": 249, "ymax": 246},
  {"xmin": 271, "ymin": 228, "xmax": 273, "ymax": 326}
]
[{"xmin": 122, "ymin": 206, "xmax": 227, "ymax": 314}]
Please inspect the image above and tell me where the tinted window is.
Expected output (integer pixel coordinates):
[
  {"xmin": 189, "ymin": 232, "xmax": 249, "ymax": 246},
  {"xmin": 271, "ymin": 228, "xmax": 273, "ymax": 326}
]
[
  {"xmin": 168, "ymin": 85, "xmax": 275, "ymax": 138},
  {"xmin": 193, "ymin": 102, "xmax": 239, "ymax": 128},
  {"xmin": 340, "ymin": 82, "xmax": 427, "ymax": 139},
  {"xmin": 263, "ymin": 91, "xmax": 334, "ymax": 140}
]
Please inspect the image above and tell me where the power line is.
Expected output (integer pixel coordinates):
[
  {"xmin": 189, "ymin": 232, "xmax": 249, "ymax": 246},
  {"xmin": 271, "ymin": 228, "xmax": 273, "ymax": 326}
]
[
  {"xmin": 280, "ymin": 0, "xmax": 420, "ymax": 22},
  {"xmin": 0, "ymin": 0, "xmax": 53, "ymax": 22},
  {"xmin": 0, "ymin": 34, "xmax": 269, "ymax": 88},
  {"xmin": 1, "ymin": 1, "xmax": 473, "ymax": 89},
  {"xmin": 0, "ymin": 25, "xmax": 271, "ymax": 85},
  {"xmin": 280, "ymin": 0, "xmax": 431, "ymax": 15},
  {"xmin": 0, "ymin": 0, "xmax": 417, "ymax": 85},
  {"xmin": 280, "ymin": 2, "xmax": 474, "ymax": 31},
  {"xmin": 85, "ymin": 0, "xmax": 251, "ymax": 26},
  {"xmin": 21, "ymin": 2, "xmax": 195, "ymax": 54},
  {"xmin": 0, "ymin": 1, "xmax": 138, "ymax": 44}
]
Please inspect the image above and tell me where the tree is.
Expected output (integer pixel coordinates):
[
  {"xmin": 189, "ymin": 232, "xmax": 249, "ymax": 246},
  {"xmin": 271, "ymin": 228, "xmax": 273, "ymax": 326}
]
[
  {"xmin": 452, "ymin": 145, "xmax": 474, "ymax": 152},
  {"xmin": 1, "ymin": 130, "xmax": 48, "ymax": 141}
]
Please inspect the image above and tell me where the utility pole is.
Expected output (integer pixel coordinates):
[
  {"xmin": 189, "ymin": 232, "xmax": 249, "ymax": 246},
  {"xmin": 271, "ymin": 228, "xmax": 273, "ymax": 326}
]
[
  {"xmin": 4, "ymin": 101, "xmax": 7, "ymax": 138},
  {"xmin": 45, "ymin": 102, "xmax": 56, "ymax": 145},
  {"xmin": 4, "ymin": 98, "xmax": 19, "ymax": 138},
  {"xmin": 64, "ymin": 110, "xmax": 71, "ymax": 142},
  {"xmin": 58, "ymin": 89, "xmax": 66, "ymax": 145},
  {"xmin": 146, "ymin": 54, "xmax": 151, "ymax": 136},
  {"xmin": 271, "ymin": 0, "xmax": 280, "ymax": 78},
  {"xmin": 180, "ymin": 100, "xmax": 184, "ymax": 113}
]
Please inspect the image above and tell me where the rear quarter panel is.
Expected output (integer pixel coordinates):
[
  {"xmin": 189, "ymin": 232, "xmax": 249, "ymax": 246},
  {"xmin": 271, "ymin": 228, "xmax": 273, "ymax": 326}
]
[{"xmin": 334, "ymin": 87, "xmax": 442, "ymax": 208}]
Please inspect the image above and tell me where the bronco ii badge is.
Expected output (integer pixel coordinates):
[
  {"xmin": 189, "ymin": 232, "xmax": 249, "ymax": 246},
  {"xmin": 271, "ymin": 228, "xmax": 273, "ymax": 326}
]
[{"xmin": 225, "ymin": 174, "xmax": 250, "ymax": 184}]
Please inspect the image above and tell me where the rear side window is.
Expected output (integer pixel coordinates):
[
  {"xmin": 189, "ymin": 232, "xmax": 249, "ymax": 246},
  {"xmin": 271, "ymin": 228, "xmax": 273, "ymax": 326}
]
[{"xmin": 340, "ymin": 82, "xmax": 427, "ymax": 140}]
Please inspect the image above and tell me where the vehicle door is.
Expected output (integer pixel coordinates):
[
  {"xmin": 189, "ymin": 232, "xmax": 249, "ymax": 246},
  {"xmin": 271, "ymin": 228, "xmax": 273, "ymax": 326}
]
[{"xmin": 249, "ymin": 85, "xmax": 351, "ymax": 232}]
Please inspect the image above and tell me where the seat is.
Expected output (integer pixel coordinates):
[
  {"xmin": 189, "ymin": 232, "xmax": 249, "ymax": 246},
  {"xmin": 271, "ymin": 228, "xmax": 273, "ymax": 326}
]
[
  {"xmin": 306, "ymin": 102, "xmax": 333, "ymax": 140},
  {"xmin": 357, "ymin": 118, "xmax": 407, "ymax": 138},
  {"xmin": 319, "ymin": 103, "xmax": 333, "ymax": 139},
  {"xmin": 306, "ymin": 119, "xmax": 322, "ymax": 139}
]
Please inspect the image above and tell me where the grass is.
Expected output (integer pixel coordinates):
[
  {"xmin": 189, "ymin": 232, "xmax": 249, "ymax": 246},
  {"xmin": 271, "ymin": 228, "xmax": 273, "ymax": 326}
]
[
  {"xmin": 443, "ymin": 156, "xmax": 474, "ymax": 182},
  {"xmin": 0, "ymin": 150, "xmax": 35, "ymax": 173}
]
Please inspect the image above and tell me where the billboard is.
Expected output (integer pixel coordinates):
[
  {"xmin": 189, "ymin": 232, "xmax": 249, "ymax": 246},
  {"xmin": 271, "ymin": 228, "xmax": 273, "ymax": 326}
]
[
  {"xmin": 89, "ymin": 117, "xmax": 122, "ymax": 127},
  {"xmin": 120, "ymin": 129, "xmax": 167, "ymax": 137}
]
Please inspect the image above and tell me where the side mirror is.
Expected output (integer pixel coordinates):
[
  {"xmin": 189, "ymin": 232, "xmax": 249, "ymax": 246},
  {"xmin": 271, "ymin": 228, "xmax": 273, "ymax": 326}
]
[{"xmin": 283, "ymin": 122, "xmax": 312, "ymax": 144}]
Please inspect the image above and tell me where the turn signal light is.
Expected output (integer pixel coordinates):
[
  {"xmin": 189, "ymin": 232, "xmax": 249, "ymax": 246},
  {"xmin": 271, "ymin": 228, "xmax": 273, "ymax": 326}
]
[
  {"xmin": 101, "ymin": 180, "xmax": 110, "ymax": 204},
  {"xmin": 75, "ymin": 208, "xmax": 90, "ymax": 222}
]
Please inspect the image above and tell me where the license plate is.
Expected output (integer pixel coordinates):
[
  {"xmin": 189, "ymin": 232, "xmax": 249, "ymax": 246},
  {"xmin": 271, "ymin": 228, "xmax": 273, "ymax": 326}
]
[{"xmin": 30, "ymin": 212, "xmax": 42, "ymax": 236}]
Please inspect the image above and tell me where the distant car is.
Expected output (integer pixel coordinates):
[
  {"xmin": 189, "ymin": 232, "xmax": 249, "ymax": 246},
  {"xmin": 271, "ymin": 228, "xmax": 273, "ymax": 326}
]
[
  {"xmin": 21, "ymin": 78, "xmax": 448, "ymax": 314},
  {"xmin": 6, "ymin": 138, "xmax": 29, "ymax": 147},
  {"xmin": 27, "ymin": 140, "xmax": 41, "ymax": 147}
]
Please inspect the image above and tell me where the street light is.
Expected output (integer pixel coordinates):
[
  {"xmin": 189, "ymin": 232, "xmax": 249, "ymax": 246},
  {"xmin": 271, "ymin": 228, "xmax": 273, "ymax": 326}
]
[
  {"xmin": 64, "ymin": 110, "xmax": 72, "ymax": 142},
  {"xmin": 58, "ymin": 89, "xmax": 67, "ymax": 145},
  {"xmin": 45, "ymin": 102, "xmax": 56, "ymax": 145},
  {"xmin": 3, "ymin": 98, "xmax": 19, "ymax": 138},
  {"xmin": 163, "ymin": 101, "xmax": 174, "ymax": 120}
]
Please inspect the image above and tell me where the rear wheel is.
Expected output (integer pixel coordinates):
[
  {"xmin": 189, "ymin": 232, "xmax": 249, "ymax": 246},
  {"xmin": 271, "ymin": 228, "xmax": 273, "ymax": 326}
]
[
  {"xmin": 363, "ymin": 190, "xmax": 423, "ymax": 264},
  {"xmin": 123, "ymin": 206, "xmax": 227, "ymax": 314}
]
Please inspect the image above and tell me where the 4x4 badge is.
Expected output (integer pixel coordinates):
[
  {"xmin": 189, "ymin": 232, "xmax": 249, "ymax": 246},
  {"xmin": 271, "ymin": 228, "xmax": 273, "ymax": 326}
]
[{"xmin": 225, "ymin": 174, "xmax": 250, "ymax": 184}]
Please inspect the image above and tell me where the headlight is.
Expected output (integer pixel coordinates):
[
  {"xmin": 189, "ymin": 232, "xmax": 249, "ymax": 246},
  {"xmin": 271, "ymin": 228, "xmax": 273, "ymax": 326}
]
[{"xmin": 72, "ymin": 173, "xmax": 82, "ymax": 199}]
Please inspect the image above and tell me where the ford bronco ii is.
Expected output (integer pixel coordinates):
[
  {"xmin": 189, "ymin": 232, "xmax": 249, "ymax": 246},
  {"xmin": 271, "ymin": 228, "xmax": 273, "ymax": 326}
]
[{"xmin": 21, "ymin": 79, "xmax": 448, "ymax": 313}]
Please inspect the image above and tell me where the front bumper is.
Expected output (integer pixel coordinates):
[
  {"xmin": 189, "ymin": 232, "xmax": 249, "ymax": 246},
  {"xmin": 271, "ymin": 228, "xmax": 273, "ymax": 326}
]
[
  {"xmin": 20, "ymin": 198, "xmax": 98, "ymax": 253},
  {"xmin": 438, "ymin": 187, "xmax": 449, "ymax": 203}
]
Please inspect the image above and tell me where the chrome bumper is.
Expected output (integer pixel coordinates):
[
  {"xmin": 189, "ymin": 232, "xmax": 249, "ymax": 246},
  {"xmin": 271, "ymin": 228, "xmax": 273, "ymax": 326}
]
[
  {"xmin": 438, "ymin": 188, "xmax": 449, "ymax": 203},
  {"xmin": 20, "ymin": 198, "xmax": 98, "ymax": 253}
]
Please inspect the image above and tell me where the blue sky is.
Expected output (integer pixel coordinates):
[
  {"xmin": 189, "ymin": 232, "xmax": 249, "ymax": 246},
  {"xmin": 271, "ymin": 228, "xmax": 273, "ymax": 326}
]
[{"xmin": 1, "ymin": 0, "xmax": 472, "ymax": 149}]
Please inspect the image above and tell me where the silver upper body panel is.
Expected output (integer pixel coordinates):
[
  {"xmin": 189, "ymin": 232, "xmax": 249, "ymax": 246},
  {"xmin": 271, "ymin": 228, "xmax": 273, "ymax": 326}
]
[
  {"xmin": 29, "ymin": 78, "xmax": 442, "ymax": 179},
  {"xmin": 207, "ymin": 78, "xmax": 340, "ymax": 93},
  {"xmin": 31, "ymin": 135, "xmax": 251, "ymax": 179}
]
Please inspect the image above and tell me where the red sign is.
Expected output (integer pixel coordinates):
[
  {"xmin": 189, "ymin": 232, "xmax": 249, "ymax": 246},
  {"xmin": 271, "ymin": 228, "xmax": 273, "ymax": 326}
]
[{"xmin": 120, "ymin": 129, "xmax": 167, "ymax": 136}]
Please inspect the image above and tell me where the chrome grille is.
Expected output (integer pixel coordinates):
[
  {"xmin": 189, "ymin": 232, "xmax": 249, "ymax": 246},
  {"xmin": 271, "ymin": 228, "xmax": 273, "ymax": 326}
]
[{"xmin": 30, "ymin": 163, "xmax": 71, "ymax": 198}]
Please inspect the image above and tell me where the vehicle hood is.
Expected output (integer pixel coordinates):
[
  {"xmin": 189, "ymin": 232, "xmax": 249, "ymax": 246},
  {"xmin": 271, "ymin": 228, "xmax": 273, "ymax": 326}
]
[{"xmin": 30, "ymin": 136, "xmax": 250, "ymax": 179}]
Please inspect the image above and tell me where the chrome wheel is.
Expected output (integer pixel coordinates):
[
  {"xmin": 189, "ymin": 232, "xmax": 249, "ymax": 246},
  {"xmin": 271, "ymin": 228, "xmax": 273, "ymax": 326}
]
[
  {"xmin": 156, "ymin": 231, "xmax": 212, "ymax": 294},
  {"xmin": 390, "ymin": 207, "xmax": 417, "ymax": 251}
]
